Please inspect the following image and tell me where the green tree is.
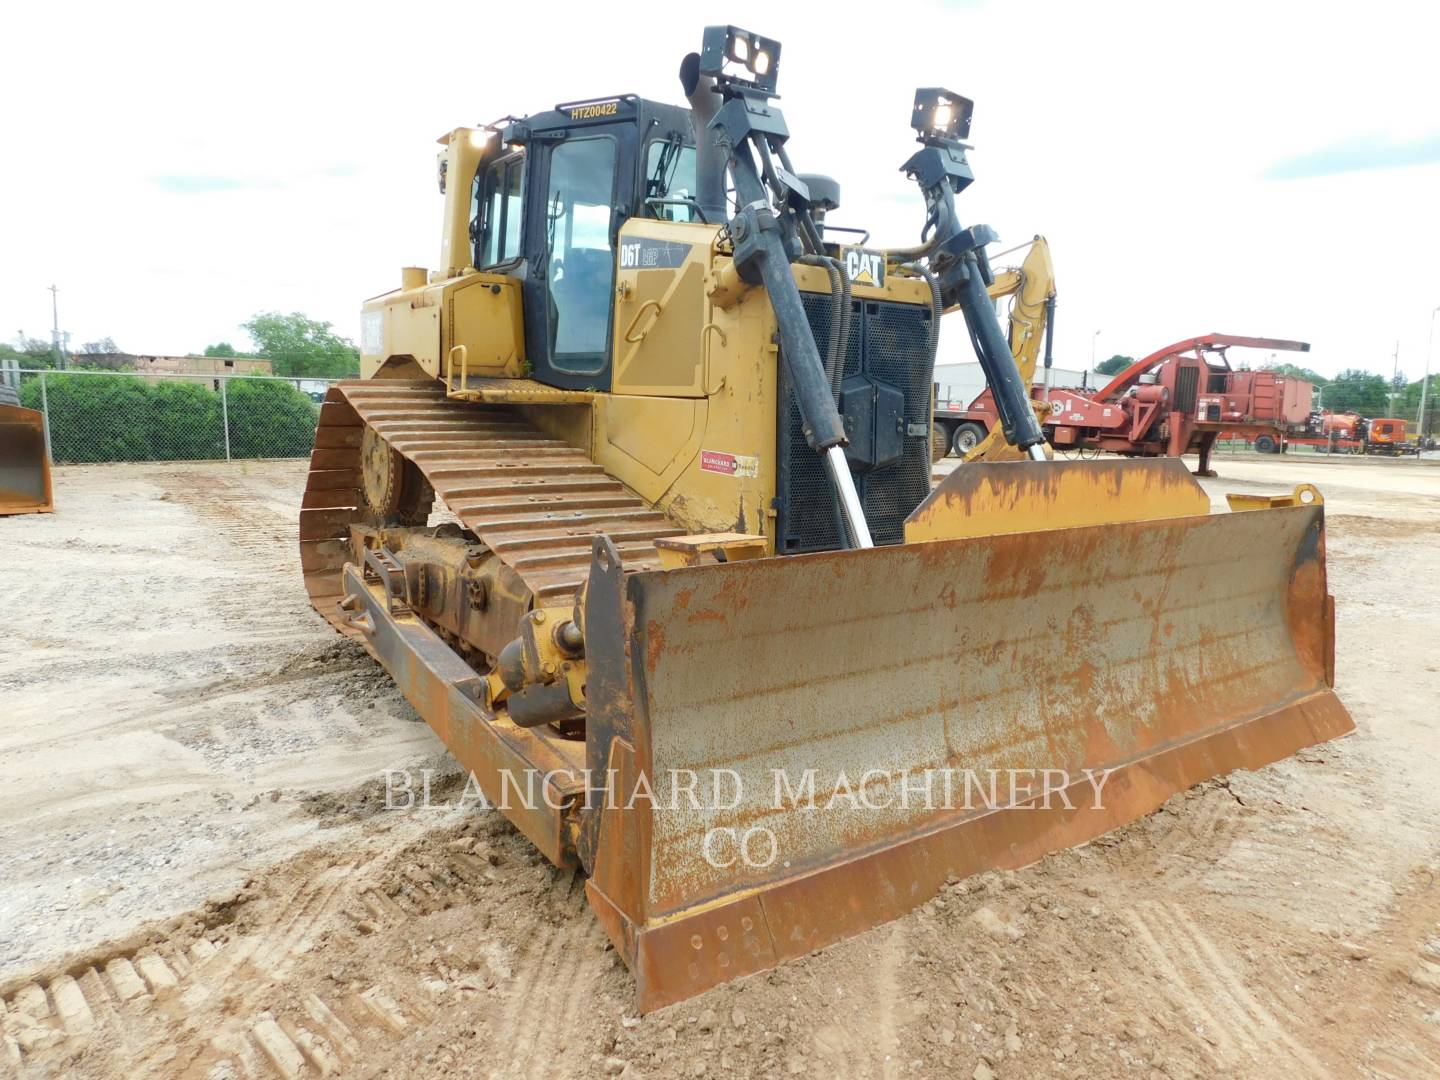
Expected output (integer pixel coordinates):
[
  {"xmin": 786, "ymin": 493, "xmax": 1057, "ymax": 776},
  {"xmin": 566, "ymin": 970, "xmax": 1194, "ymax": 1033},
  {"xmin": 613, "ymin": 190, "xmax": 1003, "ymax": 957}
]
[
  {"xmin": 242, "ymin": 311, "xmax": 360, "ymax": 378},
  {"xmin": 1399, "ymin": 375, "xmax": 1440, "ymax": 432},
  {"xmin": 1095, "ymin": 354, "xmax": 1133, "ymax": 376},
  {"xmin": 1322, "ymin": 369, "xmax": 1389, "ymax": 416},
  {"xmin": 77, "ymin": 336, "xmax": 120, "ymax": 355},
  {"xmin": 1262, "ymin": 361, "xmax": 1328, "ymax": 385},
  {"xmin": 4, "ymin": 333, "xmax": 61, "ymax": 369},
  {"xmin": 204, "ymin": 341, "xmax": 238, "ymax": 357}
]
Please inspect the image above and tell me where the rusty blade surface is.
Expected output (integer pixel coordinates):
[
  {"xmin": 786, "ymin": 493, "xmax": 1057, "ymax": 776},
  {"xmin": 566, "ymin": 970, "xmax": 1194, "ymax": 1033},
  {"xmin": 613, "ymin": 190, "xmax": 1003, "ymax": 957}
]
[
  {"xmin": 620, "ymin": 503, "xmax": 1343, "ymax": 920},
  {"xmin": 0, "ymin": 404, "xmax": 53, "ymax": 515},
  {"xmin": 907, "ymin": 457, "xmax": 1212, "ymax": 541}
]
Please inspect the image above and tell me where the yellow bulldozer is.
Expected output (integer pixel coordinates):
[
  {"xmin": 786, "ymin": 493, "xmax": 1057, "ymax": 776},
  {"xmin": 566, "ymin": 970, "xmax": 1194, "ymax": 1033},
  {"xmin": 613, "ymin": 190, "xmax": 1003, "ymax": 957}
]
[
  {"xmin": 0, "ymin": 382, "xmax": 53, "ymax": 516},
  {"xmin": 301, "ymin": 26, "xmax": 1353, "ymax": 1010}
]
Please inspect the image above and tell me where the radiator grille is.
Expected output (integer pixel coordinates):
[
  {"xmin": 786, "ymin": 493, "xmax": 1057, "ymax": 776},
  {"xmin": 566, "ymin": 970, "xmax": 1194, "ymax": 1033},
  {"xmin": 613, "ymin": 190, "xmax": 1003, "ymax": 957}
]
[
  {"xmin": 1175, "ymin": 365, "xmax": 1199, "ymax": 416},
  {"xmin": 777, "ymin": 294, "xmax": 934, "ymax": 553}
]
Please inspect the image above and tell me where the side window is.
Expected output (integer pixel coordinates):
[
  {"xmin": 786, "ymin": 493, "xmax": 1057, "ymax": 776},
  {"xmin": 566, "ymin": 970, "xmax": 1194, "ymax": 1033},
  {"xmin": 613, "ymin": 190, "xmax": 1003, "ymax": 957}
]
[
  {"xmin": 643, "ymin": 139, "xmax": 699, "ymax": 221},
  {"xmin": 474, "ymin": 153, "xmax": 525, "ymax": 268},
  {"xmin": 545, "ymin": 136, "xmax": 618, "ymax": 373}
]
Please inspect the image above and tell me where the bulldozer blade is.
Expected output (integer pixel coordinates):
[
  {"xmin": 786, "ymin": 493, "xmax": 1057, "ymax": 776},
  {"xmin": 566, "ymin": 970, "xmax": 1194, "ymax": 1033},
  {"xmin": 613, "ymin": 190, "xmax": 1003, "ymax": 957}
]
[
  {"xmin": 582, "ymin": 468, "xmax": 1351, "ymax": 1010},
  {"xmin": 0, "ymin": 404, "xmax": 53, "ymax": 516}
]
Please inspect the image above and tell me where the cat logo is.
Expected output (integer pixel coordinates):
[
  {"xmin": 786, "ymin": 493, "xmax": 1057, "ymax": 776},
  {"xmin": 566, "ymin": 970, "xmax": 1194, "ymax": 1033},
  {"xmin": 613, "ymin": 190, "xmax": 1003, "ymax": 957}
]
[{"xmin": 842, "ymin": 246, "xmax": 886, "ymax": 288}]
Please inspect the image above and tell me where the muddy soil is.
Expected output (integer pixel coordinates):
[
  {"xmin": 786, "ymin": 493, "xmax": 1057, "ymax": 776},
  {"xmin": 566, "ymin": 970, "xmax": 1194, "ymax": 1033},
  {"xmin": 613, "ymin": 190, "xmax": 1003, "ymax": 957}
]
[{"xmin": 2, "ymin": 455, "xmax": 1439, "ymax": 1079}]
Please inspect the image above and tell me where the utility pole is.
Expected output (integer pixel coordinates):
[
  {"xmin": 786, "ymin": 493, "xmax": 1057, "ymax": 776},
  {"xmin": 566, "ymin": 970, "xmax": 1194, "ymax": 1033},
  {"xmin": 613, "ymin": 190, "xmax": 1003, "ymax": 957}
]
[
  {"xmin": 48, "ymin": 284, "xmax": 66, "ymax": 370},
  {"xmin": 1390, "ymin": 340, "xmax": 1400, "ymax": 415},
  {"xmin": 1091, "ymin": 329, "xmax": 1102, "ymax": 369}
]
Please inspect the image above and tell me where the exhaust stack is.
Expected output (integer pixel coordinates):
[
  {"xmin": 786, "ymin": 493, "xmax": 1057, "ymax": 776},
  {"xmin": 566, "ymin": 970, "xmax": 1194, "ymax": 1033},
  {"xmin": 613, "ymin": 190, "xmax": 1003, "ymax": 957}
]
[{"xmin": 679, "ymin": 53, "xmax": 727, "ymax": 222}]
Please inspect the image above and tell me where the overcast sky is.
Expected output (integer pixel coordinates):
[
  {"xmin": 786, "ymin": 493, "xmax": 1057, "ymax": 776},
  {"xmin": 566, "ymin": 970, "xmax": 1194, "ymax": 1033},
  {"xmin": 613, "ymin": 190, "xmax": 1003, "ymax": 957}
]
[{"xmin": 3, "ymin": 0, "xmax": 1438, "ymax": 381}]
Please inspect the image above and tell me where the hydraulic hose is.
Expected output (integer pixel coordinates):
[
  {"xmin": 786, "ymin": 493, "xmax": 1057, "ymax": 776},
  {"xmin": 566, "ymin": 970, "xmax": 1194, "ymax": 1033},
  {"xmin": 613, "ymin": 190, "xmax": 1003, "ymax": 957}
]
[
  {"xmin": 799, "ymin": 255, "xmax": 844, "ymax": 397},
  {"xmin": 800, "ymin": 252, "xmax": 857, "ymax": 549},
  {"xmin": 905, "ymin": 261, "xmax": 943, "ymax": 375}
]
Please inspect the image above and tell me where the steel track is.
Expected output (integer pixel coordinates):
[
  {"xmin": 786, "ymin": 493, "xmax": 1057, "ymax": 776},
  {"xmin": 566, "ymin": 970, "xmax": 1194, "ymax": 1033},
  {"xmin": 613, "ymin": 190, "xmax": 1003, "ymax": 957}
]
[{"xmin": 299, "ymin": 380, "xmax": 680, "ymax": 632}]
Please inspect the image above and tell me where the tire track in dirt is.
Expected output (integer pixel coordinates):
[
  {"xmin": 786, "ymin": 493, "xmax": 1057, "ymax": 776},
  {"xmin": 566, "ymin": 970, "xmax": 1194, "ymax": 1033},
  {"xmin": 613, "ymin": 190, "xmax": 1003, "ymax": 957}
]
[
  {"xmin": 0, "ymin": 829, "xmax": 448, "ymax": 1077},
  {"xmin": 1122, "ymin": 904, "xmax": 1234, "ymax": 1070},
  {"xmin": 489, "ymin": 873, "xmax": 604, "ymax": 1076},
  {"xmin": 1161, "ymin": 901, "xmax": 1332, "ymax": 1076}
]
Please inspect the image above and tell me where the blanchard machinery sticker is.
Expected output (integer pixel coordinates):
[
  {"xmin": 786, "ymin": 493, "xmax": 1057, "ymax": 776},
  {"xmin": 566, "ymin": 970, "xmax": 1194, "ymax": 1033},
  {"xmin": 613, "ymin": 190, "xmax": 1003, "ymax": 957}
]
[{"xmin": 700, "ymin": 450, "xmax": 759, "ymax": 478}]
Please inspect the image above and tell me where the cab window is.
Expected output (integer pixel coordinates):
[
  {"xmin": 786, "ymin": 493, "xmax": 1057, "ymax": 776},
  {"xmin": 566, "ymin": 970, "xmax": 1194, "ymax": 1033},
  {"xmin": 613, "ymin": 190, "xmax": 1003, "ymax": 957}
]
[
  {"xmin": 473, "ymin": 152, "xmax": 525, "ymax": 267},
  {"xmin": 643, "ymin": 139, "xmax": 700, "ymax": 222},
  {"xmin": 545, "ymin": 136, "xmax": 618, "ymax": 373}
]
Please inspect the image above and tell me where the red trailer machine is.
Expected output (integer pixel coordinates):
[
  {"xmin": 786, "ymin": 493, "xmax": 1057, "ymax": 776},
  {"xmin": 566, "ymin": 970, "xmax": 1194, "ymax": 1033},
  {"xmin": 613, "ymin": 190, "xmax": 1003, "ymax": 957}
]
[{"xmin": 1043, "ymin": 335, "xmax": 1312, "ymax": 475}]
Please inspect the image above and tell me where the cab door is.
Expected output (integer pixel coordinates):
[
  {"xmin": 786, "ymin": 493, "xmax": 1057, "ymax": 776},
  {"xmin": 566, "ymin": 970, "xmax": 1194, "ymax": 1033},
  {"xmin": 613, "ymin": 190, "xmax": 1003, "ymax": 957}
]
[{"xmin": 522, "ymin": 125, "xmax": 634, "ymax": 390}]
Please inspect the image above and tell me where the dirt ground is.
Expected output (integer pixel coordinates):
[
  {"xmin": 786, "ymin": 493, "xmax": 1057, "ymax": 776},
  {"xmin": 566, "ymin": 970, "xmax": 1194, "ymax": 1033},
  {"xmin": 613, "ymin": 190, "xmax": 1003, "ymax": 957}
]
[{"xmin": 1, "ymin": 453, "xmax": 1438, "ymax": 1079}]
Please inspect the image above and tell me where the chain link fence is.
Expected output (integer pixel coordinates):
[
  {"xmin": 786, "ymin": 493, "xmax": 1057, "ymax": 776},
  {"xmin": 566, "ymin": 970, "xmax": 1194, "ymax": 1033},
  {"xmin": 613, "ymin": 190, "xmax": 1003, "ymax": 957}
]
[{"xmin": 2, "ymin": 368, "xmax": 339, "ymax": 465}]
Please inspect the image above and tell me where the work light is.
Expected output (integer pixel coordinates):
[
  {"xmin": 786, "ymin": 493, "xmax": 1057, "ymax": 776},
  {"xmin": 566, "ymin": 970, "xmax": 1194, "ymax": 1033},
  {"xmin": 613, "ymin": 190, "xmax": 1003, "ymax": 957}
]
[
  {"xmin": 911, "ymin": 88, "xmax": 973, "ymax": 144},
  {"xmin": 699, "ymin": 25, "xmax": 782, "ymax": 94}
]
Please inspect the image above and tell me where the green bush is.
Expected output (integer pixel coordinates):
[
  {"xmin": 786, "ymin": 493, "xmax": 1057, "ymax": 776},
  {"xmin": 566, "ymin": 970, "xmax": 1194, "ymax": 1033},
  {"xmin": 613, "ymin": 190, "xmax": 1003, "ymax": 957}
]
[
  {"xmin": 226, "ymin": 379, "xmax": 320, "ymax": 458},
  {"xmin": 18, "ymin": 373, "xmax": 320, "ymax": 463},
  {"xmin": 150, "ymin": 380, "xmax": 224, "ymax": 460},
  {"xmin": 21, "ymin": 374, "xmax": 162, "ymax": 463}
]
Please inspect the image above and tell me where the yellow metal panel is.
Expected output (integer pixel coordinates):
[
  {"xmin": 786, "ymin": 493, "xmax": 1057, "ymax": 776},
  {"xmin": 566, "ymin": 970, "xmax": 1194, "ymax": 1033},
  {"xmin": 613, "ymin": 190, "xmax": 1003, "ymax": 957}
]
[
  {"xmin": 653, "ymin": 283, "xmax": 781, "ymax": 541},
  {"xmin": 612, "ymin": 219, "xmax": 717, "ymax": 397},
  {"xmin": 604, "ymin": 396, "xmax": 702, "ymax": 480},
  {"xmin": 792, "ymin": 262, "xmax": 931, "ymax": 305},
  {"xmin": 447, "ymin": 275, "xmax": 526, "ymax": 380},
  {"xmin": 1226, "ymin": 484, "xmax": 1322, "ymax": 511},
  {"xmin": 906, "ymin": 458, "xmax": 1211, "ymax": 542},
  {"xmin": 361, "ymin": 271, "xmax": 522, "ymax": 382},
  {"xmin": 361, "ymin": 281, "xmax": 440, "ymax": 378},
  {"xmin": 520, "ymin": 402, "xmax": 593, "ymax": 453}
]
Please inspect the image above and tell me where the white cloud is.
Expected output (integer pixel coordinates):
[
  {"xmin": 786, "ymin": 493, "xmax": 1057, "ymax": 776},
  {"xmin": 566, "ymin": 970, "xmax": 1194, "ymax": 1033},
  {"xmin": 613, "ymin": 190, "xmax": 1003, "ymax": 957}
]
[{"xmin": 1, "ymin": 0, "xmax": 1436, "ymax": 381}]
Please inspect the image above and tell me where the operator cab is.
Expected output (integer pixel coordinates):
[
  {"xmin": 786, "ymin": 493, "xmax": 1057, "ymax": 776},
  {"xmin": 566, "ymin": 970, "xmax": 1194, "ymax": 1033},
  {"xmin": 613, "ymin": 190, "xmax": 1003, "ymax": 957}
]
[{"xmin": 467, "ymin": 95, "xmax": 701, "ymax": 390}]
